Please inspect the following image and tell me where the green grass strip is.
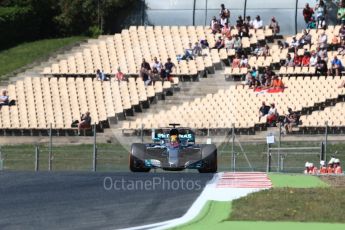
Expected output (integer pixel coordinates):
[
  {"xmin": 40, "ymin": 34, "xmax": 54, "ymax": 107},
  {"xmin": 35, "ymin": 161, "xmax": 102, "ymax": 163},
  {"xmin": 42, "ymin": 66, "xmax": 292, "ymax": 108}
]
[
  {"xmin": 0, "ymin": 36, "xmax": 87, "ymax": 80},
  {"xmin": 269, "ymin": 173, "xmax": 329, "ymax": 188}
]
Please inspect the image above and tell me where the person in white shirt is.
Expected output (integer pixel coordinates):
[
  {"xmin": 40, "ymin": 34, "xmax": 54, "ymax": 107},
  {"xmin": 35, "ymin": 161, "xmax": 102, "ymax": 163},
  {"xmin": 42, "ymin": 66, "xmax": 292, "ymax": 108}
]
[
  {"xmin": 309, "ymin": 51, "xmax": 318, "ymax": 66},
  {"xmin": 152, "ymin": 57, "xmax": 163, "ymax": 73},
  {"xmin": 318, "ymin": 31, "xmax": 328, "ymax": 49},
  {"xmin": 240, "ymin": 55, "xmax": 248, "ymax": 67},
  {"xmin": 253, "ymin": 15, "xmax": 263, "ymax": 29}
]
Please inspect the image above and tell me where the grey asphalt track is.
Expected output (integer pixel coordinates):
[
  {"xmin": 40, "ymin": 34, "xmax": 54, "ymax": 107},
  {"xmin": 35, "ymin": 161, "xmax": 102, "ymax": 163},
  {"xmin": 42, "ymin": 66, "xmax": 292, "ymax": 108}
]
[{"xmin": 0, "ymin": 172, "xmax": 213, "ymax": 230}]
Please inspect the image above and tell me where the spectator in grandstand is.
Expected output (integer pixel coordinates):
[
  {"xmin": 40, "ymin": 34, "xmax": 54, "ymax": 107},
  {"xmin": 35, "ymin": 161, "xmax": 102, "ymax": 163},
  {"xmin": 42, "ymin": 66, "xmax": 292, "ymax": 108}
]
[
  {"xmin": 78, "ymin": 112, "xmax": 91, "ymax": 135},
  {"xmin": 236, "ymin": 16, "xmax": 244, "ymax": 30},
  {"xmin": 338, "ymin": 79, "xmax": 345, "ymax": 88},
  {"xmin": 232, "ymin": 54, "xmax": 241, "ymax": 68},
  {"xmin": 307, "ymin": 16, "xmax": 317, "ymax": 29},
  {"xmin": 210, "ymin": 16, "xmax": 221, "ymax": 34},
  {"xmin": 240, "ymin": 55, "xmax": 249, "ymax": 68},
  {"xmin": 224, "ymin": 37, "xmax": 234, "ymax": 49},
  {"xmin": 239, "ymin": 23, "xmax": 249, "ymax": 38},
  {"xmin": 262, "ymin": 44, "xmax": 270, "ymax": 57},
  {"xmin": 319, "ymin": 160, "xmax": 327, "ymax": 174},
  {"xmin": 270, "ymin": 75, "xmax": 285, "ymax": 89},
  {"xmin": 200, "ymin": 39, "xmax": 209, "ymax": 49},
  {"xmin": 329, "ymin": 55, "xmax": 343, "ymax": 76},
  {"xmin": 317, "ymin": 31, "xmax": 328, "ymax": 49},
  {"xmin": 308, "ymin": 162, "xmax": 318, "ymax": 174},
  {"xmin": 301, "ymin": 52, "xmax": 311, "ymax": 66},
  {"xmin": 327, "ymin": 158, "xmax": 335, "ymax": 173},
  {"xmin": 315, "ymin": 0, "xmax": 327, "ymax": 21},
  {"xmin": 266, "ymin": 103, "xmax": 278, "ymax": 126},
  {"xmin": 316, "ymin": 16, "xmax": 327, "ymax": 30},
  {"xmin": 277, "ymin": 40, "xmax": 289, "ymax": 49},
  {"xmin": 259, "ymin": 101, "xmax": 270, "ymax": 121},
  {"xmin": 163, "ymin": 58, "xmax": 176, "ymax": 81},
  {"xmin": 309, "ymin": 51, "xmax": 318, "ymax": 66},
  {"xmin": 115, "ymin": 67, "xmax": 126, "ymax": 81},
  {"xmin": 244, "ymin": 16, "xmax": 253, "ymax": 28},
  {"xmin": 334, "ymin": 159, "xmax": 343, "ymax": 174},
  {"xmin": 269, "ymin": 17, "xmax": 280, "ymax": 36},
  {"xmin": 283, "ymin": 108, "xmax": 298, "ymax": 133},
  {"xmin": 220, "ymin": 15, "xmax": 228, "ymax": 27},
  {"xmin": 182, "ymin": 42, "xmax": 194, "ymax": 60},
  {"xmin": 140, "ymin": 58, "xmax": 151, "ymax": 85},
  {"xmin": 299, "ymin": 29, "xmax": 312, "ymax": 47},
  {"xmin": 304, "ymin": 162, "xmax": 310, "ymax": 174},
  {"xmin": 284, "ymin": 53, "xmax": 294, "ymax": 67},
  {"xmin": 0, "ymin": 89, "xmax": 9, "ymax": 110},
  {"xmin": 331, "ymin": 34, "xmax": 340, "ymax": 50},
  {"xmin": 96, "ymin": 69, "xmax": 108, "ymax": 81},
  {"xmin": 221, "ymin": 22, "xmax": 231, "ymax": 38},
  {"xmin": 152, "ymin": 57, "xmax": 163, "ymax": 73},
  {"xmin": 252, "ymin": 15, "xmax": 263, "ymax": 30},
  {"xmin": 315, "ymin": 56, "xmax": 328, "ymax": 75},
  {"xmin": 213, "ymin": 36, "xmax": 225, "ymax": 50},
  {"xmin": 289, "ymin": 36, "xmax": 299, "ymax": 53},
  {"xmin": 219, "ymin": 3, "xmax": 230, "ymax": 21},
  {"xmin": 151, "ymin": 67, "xmax": 162, "ymax": 82},
  {"xmin": 293, "ymin": 53, "xmax": 302, "ymax": 66},
  {"xmin": 303, "ymin": 3, "xmax": 314, "ymax": 24},
  {"xmin": 339, "ymin": 24, "xmax": 345, "ymax": 46},
  {"xmin": 233, "ymin": 36, "xmax": 242, "ymax": 51},
  {"xmin": 192, "ymin": 42, "xmax": 203, "ymax": 57},
  {"xmin": 260, "ymin": 66, "xmax": 275, "ymax": 86},
  {"xmin": 337, "ymin": 3, "xmax": 345, "ymax": 24}
]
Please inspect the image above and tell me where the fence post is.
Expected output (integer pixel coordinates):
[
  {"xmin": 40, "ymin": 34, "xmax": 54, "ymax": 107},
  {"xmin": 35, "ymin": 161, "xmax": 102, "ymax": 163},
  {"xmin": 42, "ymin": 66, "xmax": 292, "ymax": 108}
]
[
  {"xmin": 35, "ymin": 145, "xmax": 39, "ymax": 171},
  {"xmin": 48, "ymin": 123, "xmax": 52, "ymax": 171},
  {"xmin": 231, "ymin": 124, "xmax": 235, "ymax": 172},
  {"xmin": 141, "ymin": 123, "xmax": 144, "ymax": 143},
  {"xmin": 278, "ymin": 124, "xmax": 282, "ymax": 172},
  {"xmin": 93, "ymin": 123, "xmax": 97, "ymax": 172},
  {"xmin": 324, "ymin": 121, "xmax": 328, "ymax": 161},
  {"xmin": 266, "ymin": 143, "xmax": 271, "ymax": 173},
  {"xmin": 0, "ymin": 146, "xmax": 3, "ymax": 171}
]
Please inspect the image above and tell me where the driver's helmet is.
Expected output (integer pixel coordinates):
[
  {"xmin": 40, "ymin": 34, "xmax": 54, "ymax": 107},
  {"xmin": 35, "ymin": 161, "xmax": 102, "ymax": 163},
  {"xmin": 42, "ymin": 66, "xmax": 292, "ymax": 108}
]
[{"xmin": 169, "ymin": 129, "xmax": 179, "ymax": 146}]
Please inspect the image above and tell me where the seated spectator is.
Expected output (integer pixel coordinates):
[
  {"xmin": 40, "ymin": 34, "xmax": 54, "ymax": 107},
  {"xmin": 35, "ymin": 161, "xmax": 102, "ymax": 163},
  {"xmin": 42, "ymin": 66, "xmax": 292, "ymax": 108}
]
[
  {"xmin": 339, "ymin": 24, "xmax": 345, "ymax": 46},
  {"xmin": 266, "ymin": 103, "xmax": 278, "ymax": 126},
  {"xmin": 221, "ymin": 23, "xmax": 231, "ymax": 38},
  {"xmin": 299, "ymin": 29, "xmax": 312, "ymax": 47},
  {"xmin": 224, "ymin": 37, "xmax": 234, "ymax": 49},
  {"xmin": 284, "ymin": 53, "xmax": 294, "ymax": 67},
  {"xmin": 262, "ymin": 44, "xmax": 270, "ymax": 57},
  {"xmin": 152, "ymin": 57, "xmax": 163, "ymax": 73},
  {"xmin": 270, "ymin": 76, "xmax": 284, "ymax": 89},
  {"xmin": 213, "ymin": 36, "xmax": 224, "ymax": 50},
  {"xmin": 244, "ymin": 16, "xmax": 253, "ymax": 28},
  {"xmin": 78, "ymin": 112, "xmax": 91, "ymax": 135},
  {"xmin": 278, "ymin": 40, "xmax": 289, "ymax": 49},
  {"xmin": 210, "ymin": 16, "xmax": 221, "ymax": 34},
  {"xmin": 337, "ymin": 3, "xmax": 345, "ymax": 24},
  {"xmin": 329, "ymin": 55, "xmax": 343, "ymax": 76},
  {"xmin": 293, "ymin": 54, "xmax": 302, "ymax": 66},
  {"xmin": 200, "ymin": 39, "xmax": 209, "ymax": 49},
  {"xmin": 307, "ymin": 17, "xmax": 317, "ymax": 29},
  {"xmin": 317, "ymin": 31, "xmax": 328, "ymax": 49},
  {"xmin": 151, "ymin": 67, "xmax": 162, "ymax": 82},
  {"xmin": 260, "ymin": 66, "xmax": 275, "ymax": 86},
  {"xmin": 331, "ymin": 34, "xmax": 340, "ymax": 50},
  {"xmin": 315, "ymin": 56, "xmax": 328, "ymax": 75},
  {"xmin": 240, "ymin": 55, "xmax": 249, "ymax": 68},
  {"xmin": 239, "ymin": 24, "xmax": 249, "ymax": 38},
  {"xmin": 269, "ymin": 17, "xmax": 280, "ymax": 36},
  {"xmin": 140, "ymin": 58, "xmax": 151, "ymax": 85},
  {"xmin": 232, "ymin": 54, "xmax": 241, "ymax": 68},
  {"xmin": 96, "ymin": 69, "xmax": 108, "ymax": 81},
  {"xmin": 317, "ymin": 46, "xmax": 327, "ymax": 61},
  {"xmin": 236, "ymin": 16, "xmax": 244, "ymax": 30},
  {"xmin": 301, "ymin": 52, "xmax": 310, "ymax": 66},
  {"xmin": 115, "ymin": 67, "xmax": 126, "ymax": 81},
  {"xmin": 259, "ymin": 101, "xmax": 270, "ymax": 121},
  {"xmin": 163, "ymin": 57, "xmax": 176, "ymax": 81},
  {"xmin": 220, "ymin": 15, "xmax": 228, "ymax": 27},
  {"xmin": 309, "ymin": 51, "xmax": 318, "ymax": 66},
  {"xmin": 182, "ymin": 42, "xmax": 194, "ymax": 60},
  {"xmin": 192, "ymin": 42, "xmax": 203, "ymax": 57},
  {"xmin": 253, "ymin": 15, "xmax": 263, "ymax": 30},
  {"xmin": 316, "ymin": 16, "xmax": 327, "ymax": 30},
  {"xmin": 284, "ymin": 108, "xmax": 298, "ymax": 133},
  {"xmin": 233, "ymin": 36, "xmax": 242, "ymax": 51},
  {"xmin": 290, "ymin": 36, "xmax": 299, "ymax": 52},
  {"xmin": 0, "ymin": 89, "xmax": 9, "ymax": 110}
]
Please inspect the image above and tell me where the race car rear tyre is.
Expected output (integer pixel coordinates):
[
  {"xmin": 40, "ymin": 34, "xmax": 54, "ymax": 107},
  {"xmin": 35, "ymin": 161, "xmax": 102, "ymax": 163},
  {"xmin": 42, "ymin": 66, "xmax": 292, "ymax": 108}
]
[
  {"xmin": 129, "ymin": 143, "xmax": 150, "ymax": 172},
  {"xmin": 198, "ymin": 144, "xmax": 217, "ymax": 173}
]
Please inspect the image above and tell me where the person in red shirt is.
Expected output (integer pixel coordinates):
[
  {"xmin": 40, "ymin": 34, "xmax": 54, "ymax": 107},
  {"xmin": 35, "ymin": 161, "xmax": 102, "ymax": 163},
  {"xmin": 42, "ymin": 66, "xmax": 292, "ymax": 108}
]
[
  {"xmin": 293, "ymin": 54, "xmax": 302, "ymax": 66},
  {"xmin": 303, "ymin": 3, "xmax": 314, "ymax": 24},
  {"xmin": 301, "ymin": 53, "xmax": 310, "ymax": 66},
  {"xmin": 319, "ymin": 160, "xmax": 327, "ymax": 174},
  {"xmin": 327, "ymin": 158, "xmax": 335, "ymax": 174},
  {"xmin": 334, "ymin": 159, "xmax": 343, "ymax": 174}
]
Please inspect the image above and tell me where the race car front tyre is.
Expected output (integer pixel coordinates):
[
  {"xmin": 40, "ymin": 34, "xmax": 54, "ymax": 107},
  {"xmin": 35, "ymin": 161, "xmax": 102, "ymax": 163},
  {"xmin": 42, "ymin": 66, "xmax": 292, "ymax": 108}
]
[
  {"xmin": 129, "ymin": 143, "xmax": 150, "ymax": 172},
  {"xmin": 198, "ymin": 144, "xmax": 217, "ymax": 173}
]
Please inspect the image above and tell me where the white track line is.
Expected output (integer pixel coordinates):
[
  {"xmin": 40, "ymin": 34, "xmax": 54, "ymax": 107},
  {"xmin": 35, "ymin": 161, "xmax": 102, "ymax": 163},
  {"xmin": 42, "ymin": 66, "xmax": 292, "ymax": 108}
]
[{"xmin": 118, "ymin": 172, "xmax": 271, "ymax": 230}]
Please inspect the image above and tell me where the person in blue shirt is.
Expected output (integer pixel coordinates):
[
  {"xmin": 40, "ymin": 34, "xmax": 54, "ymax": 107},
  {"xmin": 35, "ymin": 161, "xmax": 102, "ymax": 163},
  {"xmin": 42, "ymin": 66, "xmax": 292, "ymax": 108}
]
[{"xmin": 329, "ymin": 55, "xmax": 343, "ymax": 76}]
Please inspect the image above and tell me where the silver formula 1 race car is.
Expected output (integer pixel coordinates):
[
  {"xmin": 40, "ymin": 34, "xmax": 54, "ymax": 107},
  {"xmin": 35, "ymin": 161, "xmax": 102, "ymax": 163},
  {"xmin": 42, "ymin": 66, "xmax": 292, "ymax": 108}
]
[{"xmin": 129, "ymin": 124, "xmax": 217, "ymax": 173}]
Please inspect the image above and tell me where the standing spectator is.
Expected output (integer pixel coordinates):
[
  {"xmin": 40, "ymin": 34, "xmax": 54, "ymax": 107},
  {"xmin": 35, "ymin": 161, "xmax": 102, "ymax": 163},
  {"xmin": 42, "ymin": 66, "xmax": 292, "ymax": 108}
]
[
  {"xmin": 163, "ymin": 58, "xmax": 176, "ymax": 81},
  {"xmin": 96, "ymin": 69, "xmax": 108, "ymax": 81},
  {"xmin": 334, "ymin": 159, "xmax": 343, "ymax": 174},
  {"xmin": 315, "ymin": 0, "xmax": 327, "ymax": 21},
  {"xmin": 115, "ymin": 67, "xmax": 126, "ymax": 81},
  {"xmin": 253, "ymin": 15, "xmax": 263, "ymax": 30},
  {"xmin": 269, "ymin": 17, "xmax": 280, "ymax": 36},
  {"xmin": 315, "ymin": 56, "xmax": 328, "ymax": 75},
  {"xmin": 309, "ymin": 51, "xmax": 318, "ymax": 67},
  {"xmin": 0, "ymin": 89, "xmax": 9, "ymax": 110},
  {"xmin": 259, "ymin": 102, "xmax": 270, "ymax": 121},
  {"xmin": 303, "ymin": 3, "xmax": 314, "ymax": 24},
  {"xmin": 140, "ymin": 58, "xmax": 151, "ymax": 85},
  {"xmin": 210, "ymin": 16, "xmax": 221, "ymax": 34},
  {"xmin": 220, "ymin": 15, "xmax": 228, "ymax": 27},
  {"xmin": 221, "ymin": 22, "xmax": 231, "ymax": 38},
  {"xmin": 78, "ymin": 112, "xmax": 91, "ymax": 135},
  {"xmin": 337, "ymin": 3, "xmax": 345, "ymax": 24},
  {"xmin": 219, "ymin": 4, "xmax": 230, "ymax": 21},
  {"xmin": 267, "ymin": 103, "xmax": 278, "ymax": 126},
  {"xmin": 329, "ymin": 55, "xmax": 343, "ymax": 76}
]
